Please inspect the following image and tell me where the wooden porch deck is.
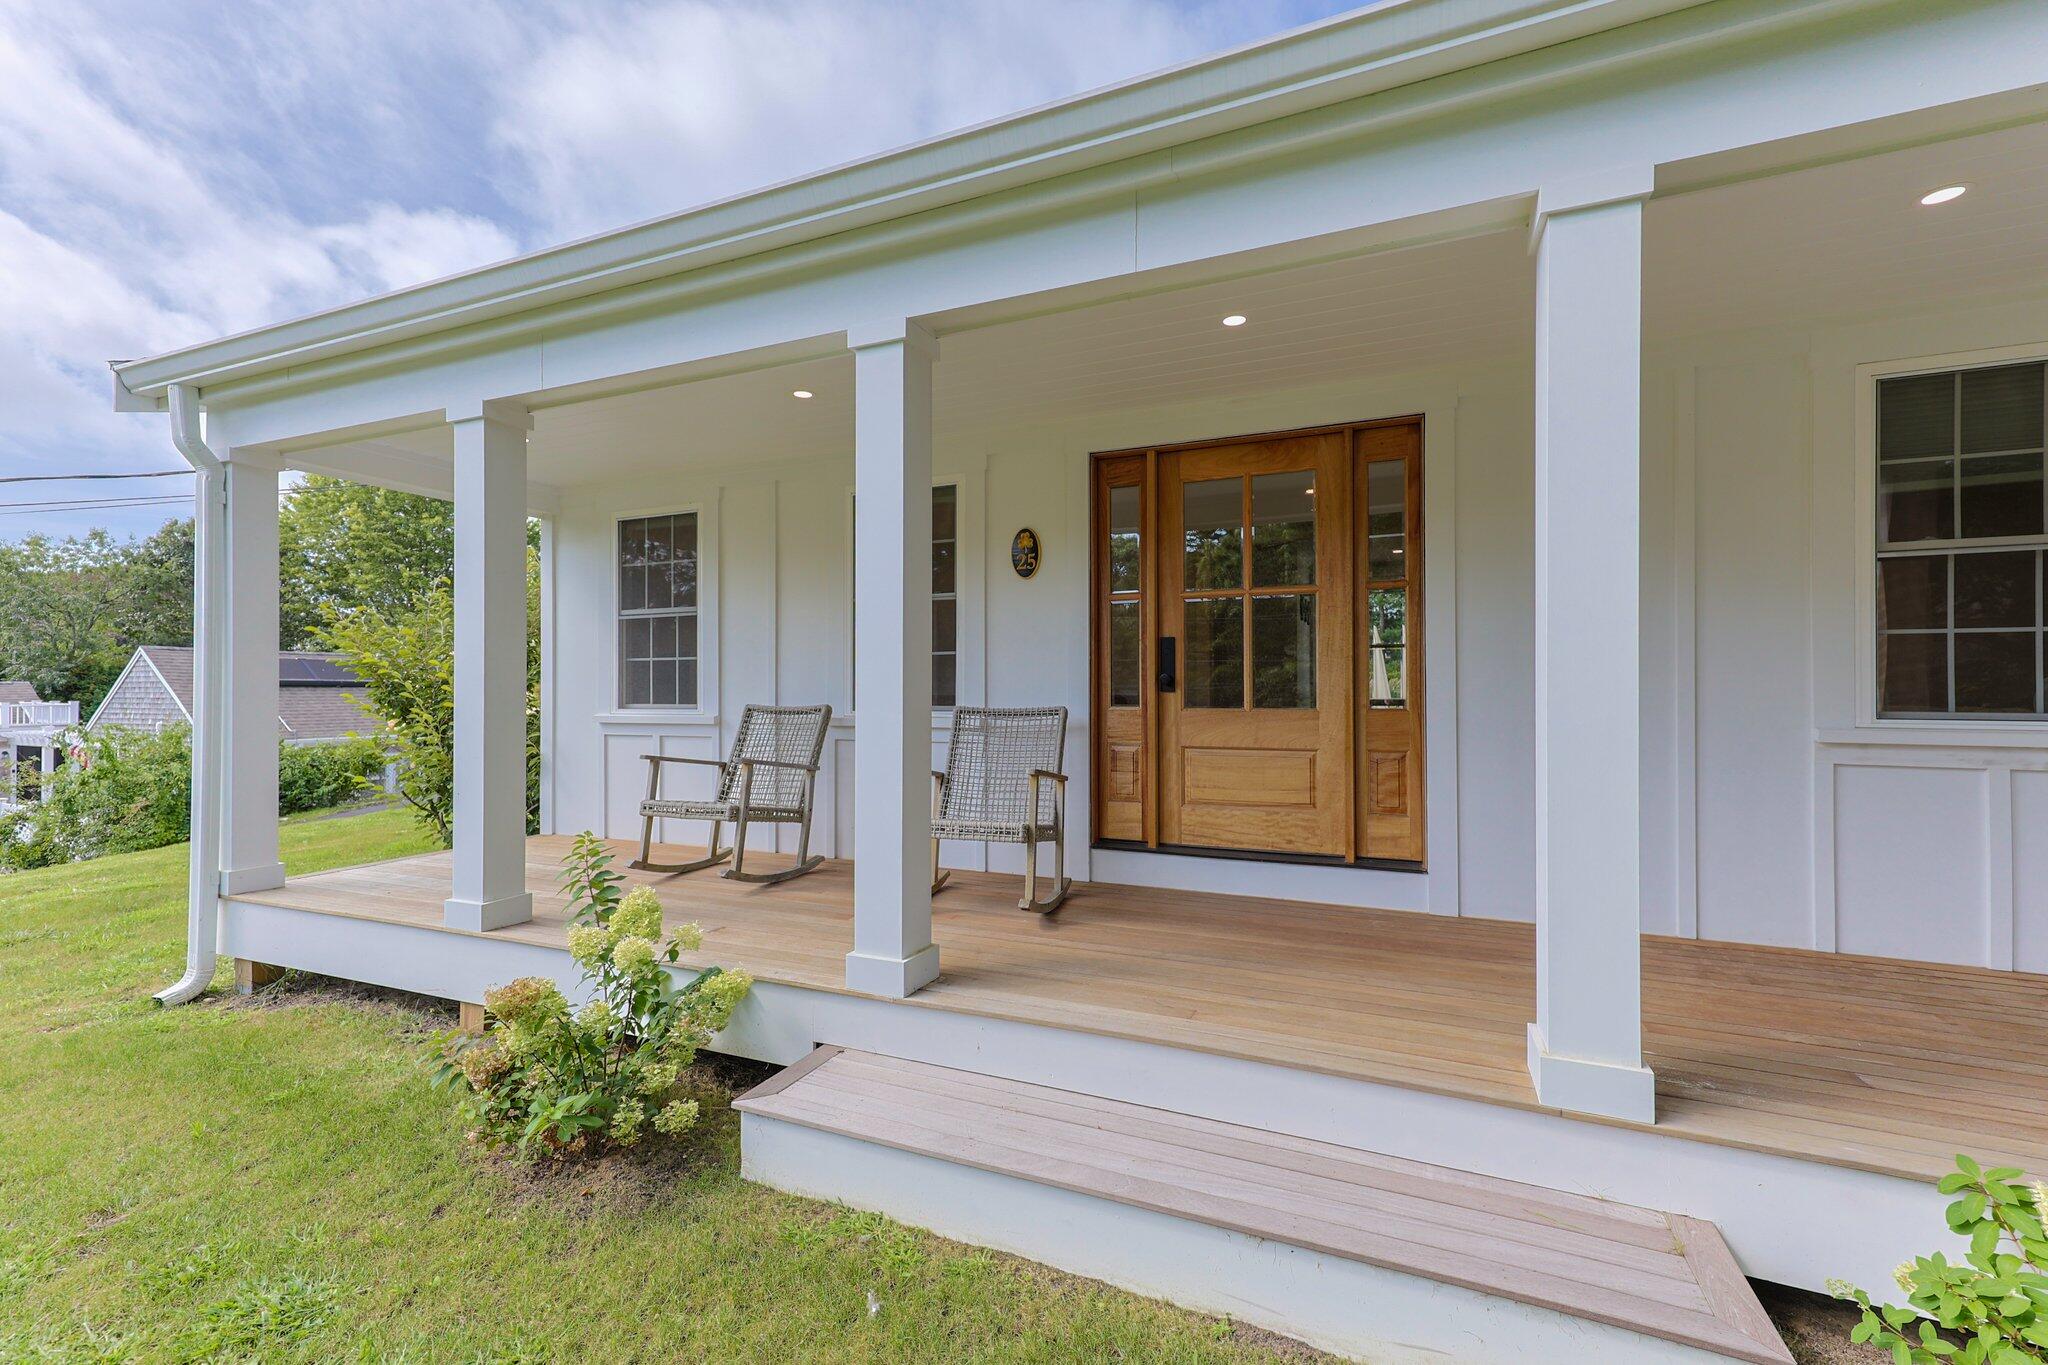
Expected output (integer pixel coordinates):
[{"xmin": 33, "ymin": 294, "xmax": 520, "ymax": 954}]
[{"xmin": 241, "ymin": 836, "xmax": 2048, "ymax": 1186}]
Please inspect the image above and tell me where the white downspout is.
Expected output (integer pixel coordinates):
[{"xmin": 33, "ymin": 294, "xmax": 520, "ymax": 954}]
[{"xmin": 155, "ymin": 383, "xmax": 228, "ymax": 1006}]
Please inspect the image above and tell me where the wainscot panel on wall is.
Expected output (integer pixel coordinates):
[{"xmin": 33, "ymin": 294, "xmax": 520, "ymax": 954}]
[
  {"xmin": 1831, "ymin": 763, "xmax": 1988, "ymax": 967},
  {"xmin": 2007, "ymin": 769, "xmax": 2048, "ymax": 975}
]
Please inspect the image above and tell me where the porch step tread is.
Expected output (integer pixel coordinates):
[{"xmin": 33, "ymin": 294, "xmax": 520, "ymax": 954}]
[{"xmin": 736, "ymin": 1047, "xmax": 1793, "ymax": 1365}]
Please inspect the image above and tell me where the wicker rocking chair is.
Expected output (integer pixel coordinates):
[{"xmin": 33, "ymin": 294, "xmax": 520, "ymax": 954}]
[
  {"xmin": 930, "ymin": 706, "xmax": 1070, "ymax": 913},
  {"xmin": 630, "ymin": 703, "xmax": 832, "ymax": 884}
]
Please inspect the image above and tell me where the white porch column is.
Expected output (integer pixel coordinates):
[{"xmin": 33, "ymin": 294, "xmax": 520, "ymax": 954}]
[
  {"xmin": 444, "ymin": 399, "xmax": 534, "ymax": 931},
  {"xmin": 845, "ymin": 319, "xmax": 940, "ymax": 998},
  {"xmin": 220, "ymin": 459, "xmax": 284, "ymax": 894},
  {"xmin": 1527, "ymin": 170, "xmax": 1657, "ymax": 1123}
]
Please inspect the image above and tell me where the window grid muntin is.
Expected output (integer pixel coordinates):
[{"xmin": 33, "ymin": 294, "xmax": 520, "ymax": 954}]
[
  {"xmin": 617, "ymin": 511, "xmax": 700, "ymax": 709},
  {"xmin": 1876, "ymin": 362, "xmax": 2048, "ymax": 720}
]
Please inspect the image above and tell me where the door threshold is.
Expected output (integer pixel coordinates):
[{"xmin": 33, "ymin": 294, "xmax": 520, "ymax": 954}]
[{"xmin": 1093, "ymin": 839, "xmax": 1424, "ymax": 874}]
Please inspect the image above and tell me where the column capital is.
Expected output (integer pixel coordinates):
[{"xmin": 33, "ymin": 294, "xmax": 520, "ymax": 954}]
[
  {"xmin": 1529, "ymin": 165, "xmax": 1655, "ymax": 251},
  {"xmin": 444, "ymin": 397, "xmax": 533, "ymax": 429},
  {"xmin": 846, "ymin": 317, "xmax": 938, "ymax": 361}
]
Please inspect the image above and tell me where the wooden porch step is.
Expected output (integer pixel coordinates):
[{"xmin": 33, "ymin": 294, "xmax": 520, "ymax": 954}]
[{"xmin": 736, "ymin": 1047, "xmax": 1793, "ymax": 1364}]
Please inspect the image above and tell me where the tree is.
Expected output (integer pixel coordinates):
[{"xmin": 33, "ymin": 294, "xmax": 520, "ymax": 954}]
[
  {"xmin": 317, "ymin": 545, "xmax": 542, "ymax": 845},
  {"xmin": 279, "ymin": 477, "xmax": 457, "ymax": 647},
  {"xmin": 0, "ymin": 524, "xmax": 195, "ymax": 713}
]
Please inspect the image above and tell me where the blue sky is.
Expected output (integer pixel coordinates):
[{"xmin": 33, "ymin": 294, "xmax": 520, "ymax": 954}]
[{"xmin": 0, "ymin": 0, "xmax": 1354, "ymax": 543}]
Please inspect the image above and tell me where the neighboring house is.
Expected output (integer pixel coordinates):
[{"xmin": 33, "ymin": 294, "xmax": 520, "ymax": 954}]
[
  {"xmin": 86, "ymin": 647, "xmax": 379, "ymax": 746},
  {"xmin": 0, "ymin": 681, "xmax": 80, "ymax": 809},
  {"xmin": 109, "ymin": 3, "xmax": 2048, "ymax": 1359}
]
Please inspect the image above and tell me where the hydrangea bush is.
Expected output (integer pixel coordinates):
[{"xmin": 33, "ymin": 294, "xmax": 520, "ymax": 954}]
[
  {"xmin": 1830, "ymin": 1154, "xmax": 2048, "ymax": 1363},
  {"xmin": 430, "ymin": 834, "xmax": 752, "ymax": 1158}
]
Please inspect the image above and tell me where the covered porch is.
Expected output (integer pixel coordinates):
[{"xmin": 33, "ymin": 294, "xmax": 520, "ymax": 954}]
[{"xmin": 233, "ymin": 834, "xmax": 2048, "ymax": 1189}]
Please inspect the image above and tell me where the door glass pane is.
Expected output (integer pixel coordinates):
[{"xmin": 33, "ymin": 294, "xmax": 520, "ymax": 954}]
[
  {"xmin": 1879, "ymin": 556, "xmax": 1947, "ymax": 630},
  {"xmin": 1959, "ymin": 452, "xmax": 2044, "ymax": 539},
  {"xmin": 1368, "ymin": 588, "xmax": 1407, "ymax": 708},
  {"xmin": 1955, "ymin": 632, "xmax": 2036, "ymax": 713},
  {"xmin": 1879, "ymin": 459, "xmax": 1954, "ymax": 543},
  {"xmin": 1182, "ymin": 597, "xmax": 1243, "ymax": 708},
  {"xmin": 1251, "ymin": 471, "xmax": 1316, "ymax": 586},
  {"xmin": 1369, "ymin": 647, "xmax": 1406, "ymax": 708},
  {"xmin": 1182, "ymin": 478, "xmax": 1243, "ymax": 590},
  {"xmin": 1108, "ymin": 600, "xmax": 1141, "ymax": 707},
  {"xmin": 1879, "ymin": 632, "xmax": 1947, "ymax": 713},
  {"xmin": 1252, "ymin": 595, "xmax": 1317, "ymax": 708},
  {"xmin": 1954, "ymin": 551, "xmax": 2036, "ymax": 629},
  {"xmin": 1960, "ymin": 362, "xmax": 2044, "ymax": 454},
  {"xmin": 1366, "ymin": 460, "xmax": 1406, "ymax": 580},
  {"xmin": 1108, "ymin": 485, "xmax": 1142, "ymax": 593},
  {"xmin": 1879, "ymin": 373, "xmax": 1954, "ymax": 460},
  {"xmin": 933, "ymin": 597, "xmax": 957, "ymax": 654}
]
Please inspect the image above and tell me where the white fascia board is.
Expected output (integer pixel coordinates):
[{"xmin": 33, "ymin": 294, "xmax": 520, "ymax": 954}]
[{"xmin": 108, "ymin": 0, "xmax": 1728, "ymax": 401}]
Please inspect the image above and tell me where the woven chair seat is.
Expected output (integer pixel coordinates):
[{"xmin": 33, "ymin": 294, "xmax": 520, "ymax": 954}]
[
  {"xmin": 641, "ymin": 798, "xmax": 806, "ymax": 823},
  {"xmin": 932, "ymin": 818, "xmax": 1058, "ymax": 844}
]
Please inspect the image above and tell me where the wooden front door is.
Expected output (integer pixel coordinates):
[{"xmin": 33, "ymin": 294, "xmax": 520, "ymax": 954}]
[{"xmin": 1092, "ymin": 418, "xmax": 1425, "ymax": 865}]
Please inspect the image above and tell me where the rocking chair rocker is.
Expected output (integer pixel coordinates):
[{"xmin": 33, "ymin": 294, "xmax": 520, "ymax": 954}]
[
  {"xmin": 931, "ymin": 705, "xmax": 1071, "ymax": 913},
  {"xmin": 630, "ymin": 703, "xmax": 832, "ymax": 883}
]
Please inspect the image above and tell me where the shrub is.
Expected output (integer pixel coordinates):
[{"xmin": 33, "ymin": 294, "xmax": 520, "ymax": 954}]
[
  {"xmin": 429, "ymin": 834, "xmax": 752, "ymax": 1158},
  {"xmin": 1831, "ymin": 1154, "xmax": 2048, "ymax": 1363},
  {"xmin": 277, "ymin": 736, "xmax": 386, "ymax": 815},
  {"xmin": 0, "ymin": 726, "xmax": 388, "ymax": 871}
]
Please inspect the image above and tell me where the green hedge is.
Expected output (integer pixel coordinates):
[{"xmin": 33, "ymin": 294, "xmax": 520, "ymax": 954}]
[{"xmin": 0, "ymin": 726, "xmax": 387, "ymax": 871}]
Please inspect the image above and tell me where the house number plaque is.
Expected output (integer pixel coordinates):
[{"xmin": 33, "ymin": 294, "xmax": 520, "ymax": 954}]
[{"xmin": 1010, "ymin": 528, "xmax": 1041, "ymax": 579}]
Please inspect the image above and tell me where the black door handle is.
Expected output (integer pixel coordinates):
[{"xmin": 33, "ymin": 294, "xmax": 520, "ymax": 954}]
[{"xmin": 1157, "ymin": 637, "xmax": 1177, "ymax": 693}]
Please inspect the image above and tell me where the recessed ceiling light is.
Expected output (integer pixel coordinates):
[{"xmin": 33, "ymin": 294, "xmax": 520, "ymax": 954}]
[
  {"xmin": 1919, "ymin": 185, "xmax": 1967, "ymax": 206},
  {"xmin": 1222, "ymin": 314, "xmax": 1247, "ymax": 327},
  {"xmin": 791, "ymin": 389, "xmax": 814, "ymax": 399}
]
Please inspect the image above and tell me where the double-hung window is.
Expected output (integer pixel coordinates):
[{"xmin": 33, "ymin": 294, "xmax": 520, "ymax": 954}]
[
  {"xmin": 617, "ymin": 511, "xmax": 699, "ymax": 708},
  {"xmin": 1876, "ymin": 360, "xmax": 2047, "ymax": 719}
]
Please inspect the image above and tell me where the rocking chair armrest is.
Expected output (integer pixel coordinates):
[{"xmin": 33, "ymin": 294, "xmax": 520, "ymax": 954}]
[
  {"xmin": 732, "ymin": 756, "xmax": 821, "ymax": 774},
  {"xmin": 640, "ymin": 754, "xmax": 729, "ymax": 770},
  {"xmin": 1027, "ymin": 769, "xmax": 1068, "ymax": 785}
]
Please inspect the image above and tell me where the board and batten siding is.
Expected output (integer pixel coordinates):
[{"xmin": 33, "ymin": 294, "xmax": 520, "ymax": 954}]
[{"xmin": 544, "ymin": 290, "xmax": 2048, "ymax": 974}]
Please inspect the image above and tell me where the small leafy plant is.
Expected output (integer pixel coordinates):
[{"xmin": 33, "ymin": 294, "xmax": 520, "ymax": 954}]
[
  {"xmin": 1830, "ymin": 1154, "xmax": 2048, "ymax": 1363},
  {"xmin": 430, "ymin": 834, "xmax": 751, "ymax": 1158}
]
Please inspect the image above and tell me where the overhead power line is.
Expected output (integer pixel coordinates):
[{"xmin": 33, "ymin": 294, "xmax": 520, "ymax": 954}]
[
  {"xmin": 0, "ymin": 494, "xmax": 194, "ymax": 517},
  {"xmin": 0, "ymin": 470, "xmax": 192, "ymax": 485}
]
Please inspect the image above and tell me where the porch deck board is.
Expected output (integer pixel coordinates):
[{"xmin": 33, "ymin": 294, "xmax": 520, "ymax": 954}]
[{"xmin": 237, "ymin": 836, "xmax": 2048, "ymax": 1185}]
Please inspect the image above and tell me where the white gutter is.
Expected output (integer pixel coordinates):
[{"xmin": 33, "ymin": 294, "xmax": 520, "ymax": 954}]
[{"xmin": 155, "ymin": 384, "xmax": 228, "ymax": 1006}]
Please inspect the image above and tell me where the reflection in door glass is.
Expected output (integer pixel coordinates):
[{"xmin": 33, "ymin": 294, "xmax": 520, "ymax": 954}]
[
  {"xmin": 1369, "ymin": 587, "xmax": 1406, "ymax": 708},
  {"xmin": 1182, "ymin": 597, "xmax": 1244, "ymax": 708},
  {"xmin": 1367, "ymin": 460, "xmax": 1406, "ymax": 580},
  {"xmin": 1108, "ymin": 485, "xmax": 1142, "ymax": 592},
  {"xmin": 1182, "ymin": 478, "xmax": 1244, "ymax": 590},
  {"xmin": 1252, "ymin": 594, "xmax": 1316, "ymax": 708},
  {"xmin": 1108, "ymin": 601, "xmax": 1141, "ymax": 706},
  {"xmin": 1251, "ymin": 471, "xmax": 1316, "ymax": 586}
]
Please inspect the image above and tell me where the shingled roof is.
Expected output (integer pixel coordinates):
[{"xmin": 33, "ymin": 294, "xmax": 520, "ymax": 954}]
[
  {"xmin": 127, "ymin": 646, "xmax": 381, "ymax": 742},
  {"xmin": 0, "ymin": 681, "xmax": 40, "ymax": 705}
]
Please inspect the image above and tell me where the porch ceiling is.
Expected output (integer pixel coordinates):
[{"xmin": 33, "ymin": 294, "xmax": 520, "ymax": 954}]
[{"xmin": 330, "ymin": 117, "xmax": 2048, "ymax": 492}]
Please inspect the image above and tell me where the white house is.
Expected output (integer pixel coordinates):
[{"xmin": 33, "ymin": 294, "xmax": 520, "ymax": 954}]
[
  {"xmin": 0, "ymin": 681, "xmax": 78, "ymax": 809},
  {"xmin": 108, "ymin": 2, "xmax": 2048, "ymax": 1358}
]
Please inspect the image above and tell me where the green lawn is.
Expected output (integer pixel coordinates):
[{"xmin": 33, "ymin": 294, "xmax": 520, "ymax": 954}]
[{"xmin": 0, "ymin": 810, "xmax": 1306, "ymax": 1363}]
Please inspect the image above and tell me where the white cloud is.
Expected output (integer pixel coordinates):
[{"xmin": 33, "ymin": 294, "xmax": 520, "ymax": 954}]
[{"xmin": 0, "ymin": 0, "xmax": 1341, "ymax": 540}]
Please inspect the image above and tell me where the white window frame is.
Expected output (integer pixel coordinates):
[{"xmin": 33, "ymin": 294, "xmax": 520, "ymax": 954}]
[
  {"xmin": 1855, "ymin": 341, "xmax": 2048, "ymax": 732},
  {"xmin": 843, "ymin": 467, "xmax": 985, "ymax": 718},
  {"xmin": 611, "ymin": 499, "xmax": 719, "ymax": 718}
]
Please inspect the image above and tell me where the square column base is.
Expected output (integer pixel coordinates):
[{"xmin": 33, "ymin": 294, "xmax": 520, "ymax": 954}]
[
  {"xmin": 845, "ymin": 945, "xmax": 941, "ymax": 999},
  {"xmin": 444, "ymin": 892, "xmax": 534, "ymax": 932},
  {"xmin": 1527, "ymin": 1023, "xmax": 1656, "ymax": 1124},
  {"xmin": 220, "ymin": 862, "xmax": 287, "ymax": 895}
]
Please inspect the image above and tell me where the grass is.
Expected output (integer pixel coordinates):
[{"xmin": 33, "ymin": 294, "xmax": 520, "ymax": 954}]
[{"xmin": 0, "ymin": 809, "xmax": 1313, "ymax": 1363}]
